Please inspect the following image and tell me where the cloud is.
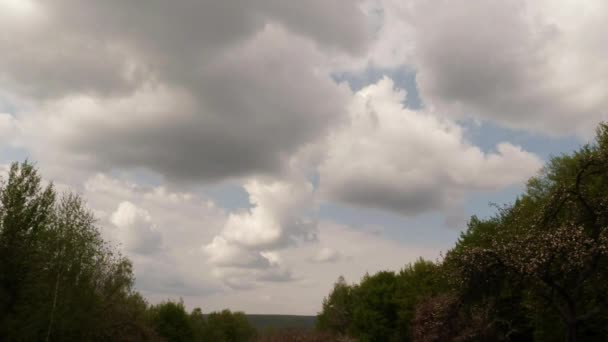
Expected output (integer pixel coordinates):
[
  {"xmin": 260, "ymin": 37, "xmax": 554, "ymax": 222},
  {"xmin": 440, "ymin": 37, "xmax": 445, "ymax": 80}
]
[
  {"xmin": 0, "ymin": 113, "xmax": 17, "ymax": 145},
  {"xmin": 0, "ymin": 0, "xmax": 588, "ymax": 313},
  {"xmin": 359, "ymin": 0, "xmax": 608, "ymax": 136},
  {"xmin": 205, "ymin": 236, "xmax": 273, "ymax": 269},
  {"xmin": 203, "ymin": 175, "xmax": 317, "ymax": 288},
  {"xmin": 79, "ymin": 173, "xmax": 227, "ymax": 296},
  {"xmin": 319, "ymin": 77, "xmax": 542, "ymax": 216},
  {"xmin": 221, "ymin": 178, "xmax": 318, "ymax": 249},
  {"xmin": 110, "ymin": 201, "xmax": 162, "ymax": 255},
  {"xmin": 15, "ymin": 25, "xmax": 352, "ymax": 184},
  {"xmin": 1, "ymin": 0, "xmax": 369, "ymax": 183},
  {"xmin": 0, "ymin": 0, "xmax": 369, "ymax": 99},
  {"xmin": 310, "ymin": 247, "xmax": 343, "ymax": 263}
]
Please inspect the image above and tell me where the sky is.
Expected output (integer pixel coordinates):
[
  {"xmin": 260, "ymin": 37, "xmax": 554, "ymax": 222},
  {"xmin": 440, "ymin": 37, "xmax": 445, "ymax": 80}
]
[{"xmin": 0, "ymin": 0, "xmax": 606, "ymax": 315}]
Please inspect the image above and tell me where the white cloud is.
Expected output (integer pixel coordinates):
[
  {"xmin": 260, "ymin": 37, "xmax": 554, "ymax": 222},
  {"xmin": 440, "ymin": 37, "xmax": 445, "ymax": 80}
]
[
  {"xmin": 319, "ymin": 77, "xmax": 542, "ymax": 217},
  {"xmin": 80, "ymin": 173, "xmax": 227, "ymax": 296},
  {"xmin": 221, "ymin": 178, "xmax": 317, "ymax": 249},
  {"xmin": 203, "ymin": 175, "xmax": 317, "ymax": 288},
  {"xmin": 356, "ymin": 0, "xmax": 608, "ymax": 136},
  {"xmin": 205, "ymin": 236, "xmax": 272, "ymax": 269},
  {"xmin": 110, "ymin": 201, "xmax": 162, "ymax": 255}
]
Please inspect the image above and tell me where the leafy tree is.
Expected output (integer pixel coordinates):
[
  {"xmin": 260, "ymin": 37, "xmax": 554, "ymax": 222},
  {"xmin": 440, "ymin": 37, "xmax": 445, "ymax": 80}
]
[
  {"xmin": 201, "ymin": 309, "xmax": 257, "ymax": 342},
  {"xmin": 0, "ymin": 162, "xmax": 156, "ymax": 341},
  {"xmin": 349, "ymin": 271, "xmax": 399, "ymax": 341},
  {"xmin": 190, "ymin": 307, "xmax": 207, "ymax": 341},
  {"xmin": 0, "ymin": 162, "xmax": 55, "ymax": 338},
  {"xmin": 148, "ymin": 300, "xmax": 194, "ymax": 342},
  {"xmin": 317, "ymin": 276, "xmax": 354, "ymax": 335},
  {"xmin": 445, "ymin": 124, "xmax": 608, "ymax": 341},
  {"xmin": 394, "ymin": 259, "xmax": 448, "ymax": 340}
]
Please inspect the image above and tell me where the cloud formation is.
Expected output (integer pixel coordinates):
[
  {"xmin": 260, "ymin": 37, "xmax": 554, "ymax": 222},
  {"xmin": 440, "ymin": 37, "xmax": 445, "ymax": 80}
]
[
  {"xmin": 361, "ymin": 0, "xmax": 608, "ymax": 136},
  {"xmin": 81, "ymin": 173, "xmax": 227, "ymax": 296},
  {"xmin": 319, "ymin": 78, "xmax": 543, "ymax": 216},
  {"xmin": 0, "ymin": 0, "xmax": 589, "ymax": 314},
  {"xmin": 110, "ymin": 201, "xmax": 162, "ymax": 255},
  {"xmin": 204, "ymin": 176, "xmax": 317, "ymax": 288},
  {"xmin": 2, "ymin": 1, "xmax": 367, "ymax": 183}
]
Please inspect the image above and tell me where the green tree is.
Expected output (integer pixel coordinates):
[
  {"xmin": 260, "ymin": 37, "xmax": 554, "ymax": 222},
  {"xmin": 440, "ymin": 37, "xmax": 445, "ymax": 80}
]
[
  {"xmin": 0, "ymin": 161, "xmax": 155, "ymax": 341},
  {"xmin": 445, "ymin": 123, "xmax": 608, "ymax": 341},
  {"xmin": 190, "ymin": 307, "xmax": 207, "ymax": 341},
  {"xmin": 0, "ymin": 162, "xmax": 55, "ymax": 338},
  {"xmin": 317, "ymin": 276, "xmax": 354, "ymax": 335},
  {"xmin": 148, "ymin": 300, "xmax": 194, "ymax": 342},
  {"xmin": 395, "ymin": 259, "xmax": 447, "ymax": 340},
  {"xmin": 350, "ymin": 271, "xmax": 399, "ymax": 342},
  {"xmin": 200, "ymin": 309, "xmax": 257, "ymax": 342}
]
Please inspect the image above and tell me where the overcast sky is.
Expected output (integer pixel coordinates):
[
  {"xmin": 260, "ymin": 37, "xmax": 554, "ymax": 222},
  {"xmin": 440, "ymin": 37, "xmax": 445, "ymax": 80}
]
[{"xmin": 1, "ymin": 0, "xmax": 606, "ymax": 315}]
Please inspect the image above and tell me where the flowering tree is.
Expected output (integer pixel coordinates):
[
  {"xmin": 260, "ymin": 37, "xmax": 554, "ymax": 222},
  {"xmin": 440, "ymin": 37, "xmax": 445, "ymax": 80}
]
[{"xmin": 446, "ymin": 124, "xmax": 608, "ymax": 341}]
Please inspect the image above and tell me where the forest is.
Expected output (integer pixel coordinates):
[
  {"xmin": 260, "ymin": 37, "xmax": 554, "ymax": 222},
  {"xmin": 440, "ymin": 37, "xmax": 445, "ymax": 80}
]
[{"xmin": 2, "ymin": 124, "xmax": 608, "ymax": 341}]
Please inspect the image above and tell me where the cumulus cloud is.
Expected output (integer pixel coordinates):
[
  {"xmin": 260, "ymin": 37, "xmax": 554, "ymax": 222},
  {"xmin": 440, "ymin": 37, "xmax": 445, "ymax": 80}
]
[
  {"xmin": 110, "ymin": 201, "xmax": 162, "ymax": 255},
  {"xmin": 0, "ymin": 0, "xmax": 369, "ymax": 98},
  {"xmin": 205, "ymin": 236, "xmax": 273, "ymax": 269},
  {"xmin": 204, "ymin": 176, "xmax": 317, "ymax": 288},
  {"xmin": 319, "ymin": 77, "xmax": 542, "ymax": 216},
  {"xmin": 221, "ymin": 179, "xmax": 317, "ymax": 249},
  {"xmin": 80, "ymin": 173, "xmax": 227, "ymax": 295},
  {"xmin": 358, "ymin": 0, "xmax": 608, "ymax": 136},
  {"xmin": 2, "ymin": 1, "xmax": 368, "ymax": 184},
  {"xmin": 15, "ymin": 25, "xmax": 352, "ymax": 183}
]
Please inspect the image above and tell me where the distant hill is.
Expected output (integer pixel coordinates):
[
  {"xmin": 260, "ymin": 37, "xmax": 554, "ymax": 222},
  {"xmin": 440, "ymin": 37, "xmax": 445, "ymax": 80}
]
[{"xmin": 246, "ymin": 315, "xmax": 316, "ymax": 332}]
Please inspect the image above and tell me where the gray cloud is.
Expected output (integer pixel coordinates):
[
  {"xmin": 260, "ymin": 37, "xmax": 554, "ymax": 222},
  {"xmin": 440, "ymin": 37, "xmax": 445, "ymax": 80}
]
[
  {"xmin": 3, "ymin": 1, "xmax": 368, "ymax": 183},
  {"xmin": 379, "ymin": 0, "xmax": 608, "ymax": 136},
  {"xmin": 2, "ymin": 0, "xmax": 369, "ymax": 98}
]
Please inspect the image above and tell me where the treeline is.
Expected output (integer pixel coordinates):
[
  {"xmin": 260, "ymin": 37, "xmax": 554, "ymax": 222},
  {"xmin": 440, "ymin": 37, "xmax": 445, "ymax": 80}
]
[
  {"xmin": 317, "ymin": 124, "xmax": 608, "ymax": 341},
  {"xmin": 0, "ymin": 161, "xmax": 257, "ymax": 341}
]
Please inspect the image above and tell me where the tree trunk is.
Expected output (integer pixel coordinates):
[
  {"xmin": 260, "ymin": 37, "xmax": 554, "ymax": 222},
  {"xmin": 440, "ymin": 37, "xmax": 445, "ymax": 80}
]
[
  {"xmin": 566, "ymin": 320, "xmax": 577, "ymax": 342},
  {"xmin": 46, "ymin": 269, "xmax": 61, "ymax": 342}
]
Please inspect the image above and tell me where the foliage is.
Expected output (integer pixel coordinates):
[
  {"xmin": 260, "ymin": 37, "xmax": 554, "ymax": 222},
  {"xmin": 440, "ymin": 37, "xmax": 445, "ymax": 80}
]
[
  {"xmin": 349, "ymin": 271, "xmax": 400, "ymax": 341},
  {"xmin": 394, "ymin": 259, "xmax": 448, "ymax": 340},
  {"xmin": 199, "ymin": 309, "xmax": 257, "ymax": 342},
  {"xmin": 148, "ymin": 300, "xmax": 194, "ymax": 342},
  {"xmin": 318, "ymin": 261, "xmax": 447, "ymax": 342},
  {"xmin": 317, "ymin": 276, "xmax": 354, "ymax": 335}
]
